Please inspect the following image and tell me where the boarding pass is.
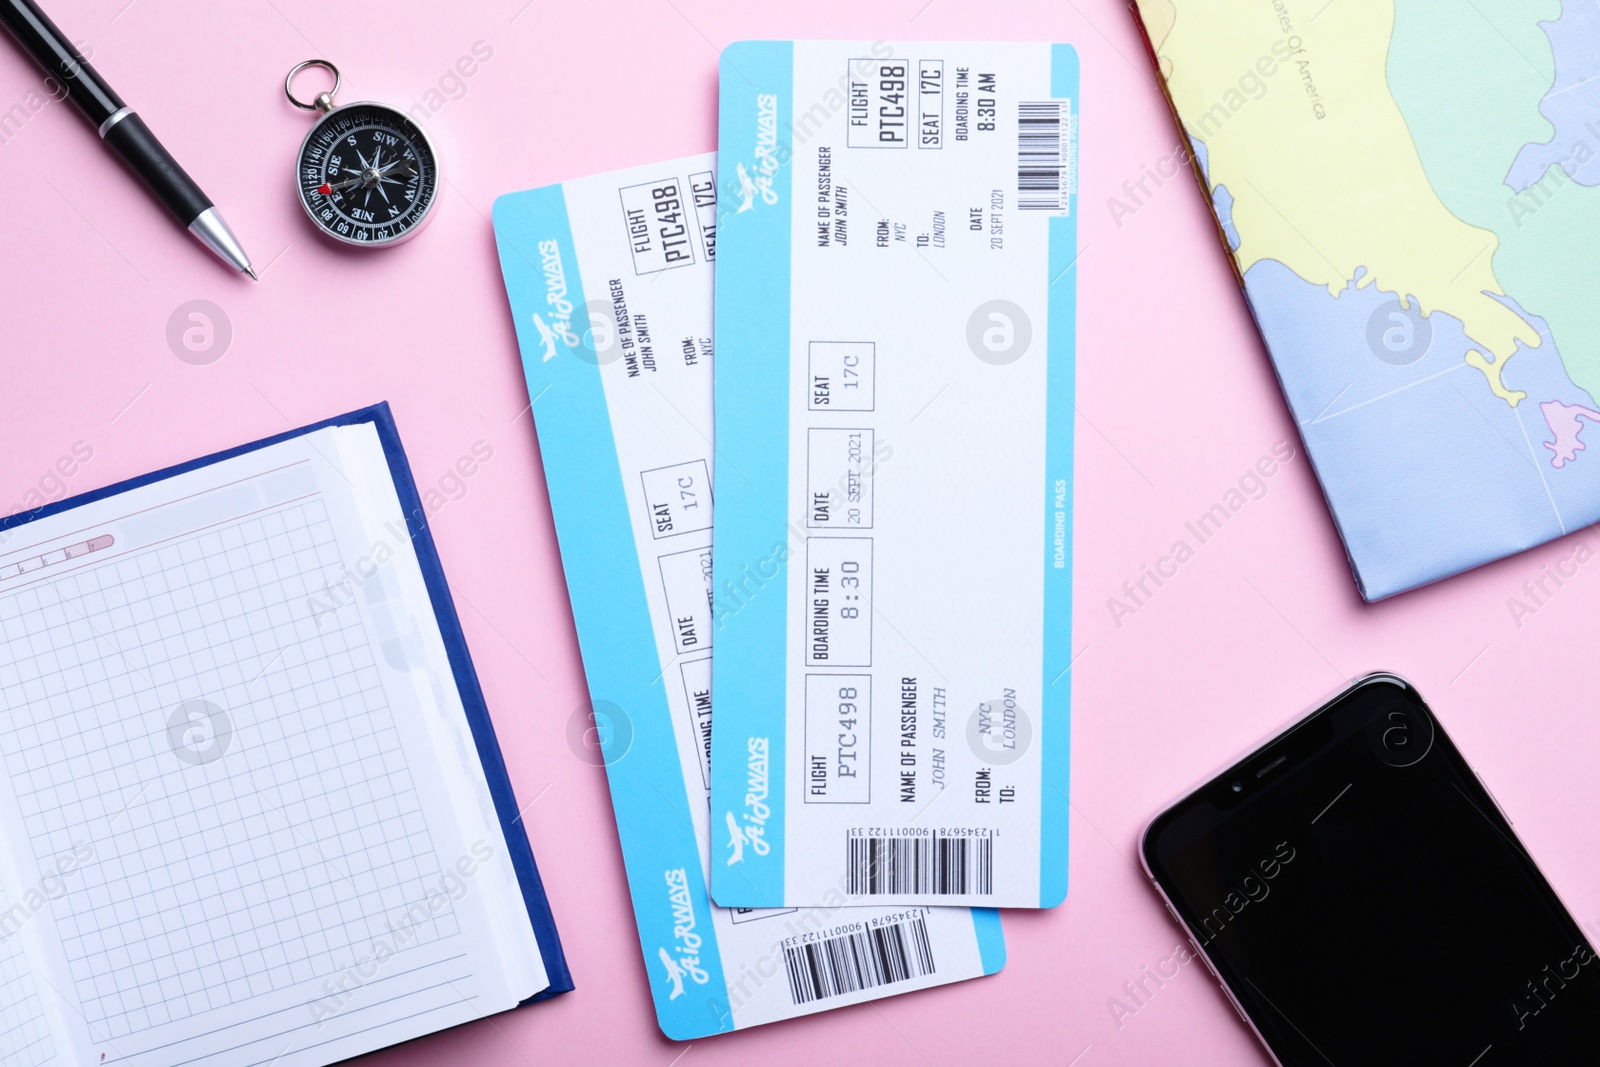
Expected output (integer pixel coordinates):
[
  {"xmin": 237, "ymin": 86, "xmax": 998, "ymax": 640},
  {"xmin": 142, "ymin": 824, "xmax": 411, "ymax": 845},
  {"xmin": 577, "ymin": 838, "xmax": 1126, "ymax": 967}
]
[
  {"xmin": 709, "ymin": 42, "xmax": 1078, "ymax": 909},
  {"xmin": 493, "ymin": 154, "xmax": 1003, "ymax": 1038}
]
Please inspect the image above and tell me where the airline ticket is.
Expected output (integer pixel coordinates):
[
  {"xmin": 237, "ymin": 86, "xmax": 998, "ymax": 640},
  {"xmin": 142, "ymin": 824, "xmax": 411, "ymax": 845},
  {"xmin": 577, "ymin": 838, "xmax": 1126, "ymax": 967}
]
[
  {"xmin": 493, "ymin": 153, "xmax": 1003, "ymax": 1037},
  {"xmin": 709, "ymin": 42, "xmax": 1079, "ymax": 909}
]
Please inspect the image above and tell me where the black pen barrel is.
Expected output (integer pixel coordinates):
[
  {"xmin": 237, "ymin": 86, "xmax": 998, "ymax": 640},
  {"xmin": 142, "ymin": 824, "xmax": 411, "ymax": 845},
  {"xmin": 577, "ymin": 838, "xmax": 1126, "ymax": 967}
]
[
  {"xmin": 0, "ymin": 0, "xmax": 122, "ymax": 126},
  {"xmin": 102, "ymin": 113, "xmax": 212, "ymax": 224}
]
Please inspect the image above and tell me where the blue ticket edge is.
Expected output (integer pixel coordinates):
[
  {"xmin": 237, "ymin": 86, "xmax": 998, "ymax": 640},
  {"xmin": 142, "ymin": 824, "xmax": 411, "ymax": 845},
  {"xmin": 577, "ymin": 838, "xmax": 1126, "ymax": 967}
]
[
  {"xmin": 708, "ymin": 41, "xmax": 1076, "ymax": 910},
  {"xmin": 493, "ymin": 188, "xmax": 731, "ymax": 1039},
  {"xmin": 493, "ymin": 171, "xmax": 1004, "ymax": 1037}
]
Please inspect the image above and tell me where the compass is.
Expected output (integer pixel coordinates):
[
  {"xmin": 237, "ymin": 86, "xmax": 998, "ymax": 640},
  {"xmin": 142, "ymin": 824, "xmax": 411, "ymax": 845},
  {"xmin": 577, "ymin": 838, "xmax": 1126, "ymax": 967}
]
[{"xmin": 285, "ymin": 60, "xmax": 439, "ymax": 248}]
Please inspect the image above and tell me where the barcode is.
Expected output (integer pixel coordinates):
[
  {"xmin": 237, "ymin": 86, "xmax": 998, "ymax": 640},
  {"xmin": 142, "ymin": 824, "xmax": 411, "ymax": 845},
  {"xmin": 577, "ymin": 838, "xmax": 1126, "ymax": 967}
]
[
  {"xmin": 1017, "ymin": 100, "xmax": 1069, "ymax": 211},
  {"xmin": 784, "ymin": 914, "xmax": 936, "ymax": 1005},
  {"xmin": 846, "ymin": 834, "xmax": 994, "ymax": 895}
]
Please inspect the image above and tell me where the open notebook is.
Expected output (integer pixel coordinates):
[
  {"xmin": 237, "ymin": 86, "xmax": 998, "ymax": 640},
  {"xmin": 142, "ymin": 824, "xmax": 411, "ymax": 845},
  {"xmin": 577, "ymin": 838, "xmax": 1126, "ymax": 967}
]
[{"xmin": 0, "ymin": 404, "xmax": 569, "ymax": 1067}]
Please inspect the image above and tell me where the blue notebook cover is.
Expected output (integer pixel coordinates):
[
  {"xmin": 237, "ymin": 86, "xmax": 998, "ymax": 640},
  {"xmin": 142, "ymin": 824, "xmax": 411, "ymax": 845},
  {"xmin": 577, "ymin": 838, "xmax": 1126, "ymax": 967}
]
[{"xmin": 0, "ymin": 402, "xmax": 573, "ymax": 1007}]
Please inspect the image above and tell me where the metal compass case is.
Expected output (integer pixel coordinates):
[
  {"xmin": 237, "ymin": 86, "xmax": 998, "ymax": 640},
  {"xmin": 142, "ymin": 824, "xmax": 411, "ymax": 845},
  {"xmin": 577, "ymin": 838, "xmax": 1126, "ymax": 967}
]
[{"xmin": 285, "ymin": 60, "xmax": 440, "ymax": 247}]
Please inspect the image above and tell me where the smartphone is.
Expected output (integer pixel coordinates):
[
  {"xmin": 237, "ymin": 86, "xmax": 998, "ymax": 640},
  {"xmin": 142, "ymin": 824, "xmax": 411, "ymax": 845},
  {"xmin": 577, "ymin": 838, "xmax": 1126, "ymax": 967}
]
[{"xmin": 1141, "ymin": 673, "xmax": 1600, "ymax": 1064}]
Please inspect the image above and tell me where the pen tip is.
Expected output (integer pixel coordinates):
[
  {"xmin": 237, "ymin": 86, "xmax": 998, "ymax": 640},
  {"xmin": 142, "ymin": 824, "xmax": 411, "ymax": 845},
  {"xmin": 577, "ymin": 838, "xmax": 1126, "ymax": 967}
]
[{"xmin": 245, "ymin": 266, "xmax": 259, "ymax": 281}]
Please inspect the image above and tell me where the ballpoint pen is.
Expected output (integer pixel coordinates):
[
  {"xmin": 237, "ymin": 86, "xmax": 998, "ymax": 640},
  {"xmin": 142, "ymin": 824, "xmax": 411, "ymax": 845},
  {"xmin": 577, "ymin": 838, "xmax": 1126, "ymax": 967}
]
[{"xmin": 0, "ymin": 0, "xmax": 256, "ymax": 278}]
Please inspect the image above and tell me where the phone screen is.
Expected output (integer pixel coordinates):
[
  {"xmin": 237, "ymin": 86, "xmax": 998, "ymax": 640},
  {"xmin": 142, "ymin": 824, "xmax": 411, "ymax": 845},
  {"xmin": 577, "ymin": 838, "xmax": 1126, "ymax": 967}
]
[{"xmin": 1143, "ymin": 676, "xmax": 1600, "ymax": 1064}]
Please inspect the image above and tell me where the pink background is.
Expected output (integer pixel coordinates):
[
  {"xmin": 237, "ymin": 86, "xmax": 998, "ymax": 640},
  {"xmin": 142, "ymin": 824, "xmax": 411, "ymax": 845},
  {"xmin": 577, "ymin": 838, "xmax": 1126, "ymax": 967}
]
[{"xmin": 3, "ymin": 0, "xmax": 1597, "ymax": 1063}]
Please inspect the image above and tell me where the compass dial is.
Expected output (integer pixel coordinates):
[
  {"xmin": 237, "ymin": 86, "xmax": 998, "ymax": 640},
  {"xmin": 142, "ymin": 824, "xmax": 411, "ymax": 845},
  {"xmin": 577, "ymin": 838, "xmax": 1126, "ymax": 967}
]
[{"xmin": 296, "ymin": 104, "xmax": 438, "ymax": 246}]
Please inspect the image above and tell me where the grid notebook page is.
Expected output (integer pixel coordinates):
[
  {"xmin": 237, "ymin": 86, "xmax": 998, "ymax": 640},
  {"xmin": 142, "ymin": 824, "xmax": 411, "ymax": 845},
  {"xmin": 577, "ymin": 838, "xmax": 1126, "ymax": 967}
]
[
  {"xmin": 0, "ymin": 426, "xmax": 539, "ymax": 1067},
  {"xmin": 0, "ymin": 876, "xmax": 57, "ymax": 1067}
]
